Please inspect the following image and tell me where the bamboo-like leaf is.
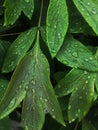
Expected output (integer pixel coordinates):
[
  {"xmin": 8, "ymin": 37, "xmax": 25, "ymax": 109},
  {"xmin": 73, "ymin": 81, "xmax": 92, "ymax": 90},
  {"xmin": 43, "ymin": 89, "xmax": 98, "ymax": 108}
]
[
  {"xmin": 56, "ymin": 35, "xmax": 98, "ymax": 72},
  {"xmin": 46, "ymin": 0, "xmax": 68, "ymax": 57},
  {"xmin": 4, "ymin": 0, "xmax": 34, "ymax": 26},
  {"xmin": 0, "ymin": 34, "xmax": 65, "ymax": 127},
  {"xmin": 73, "ymin": 0, "xmax": 98, "ymax": 35},
  {"xmin": 2, "ymin": 27, "xmax": 37, "ymax": 73}
]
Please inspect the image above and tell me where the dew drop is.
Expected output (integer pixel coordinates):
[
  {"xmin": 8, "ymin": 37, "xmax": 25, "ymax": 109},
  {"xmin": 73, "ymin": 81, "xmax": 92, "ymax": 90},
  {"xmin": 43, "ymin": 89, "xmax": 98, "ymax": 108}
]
[
  {"xmin": 44, "ymin": 99, "xmax": 48, "ymax": 102},
  {"xmin": 25, "ymin": 0, "xmax": 29, "ymax": 2},
  {"xmin": 68, "ymin": 105, "xmax": 71, "ymax": 110},
  {"xmin": 52, "ymin": 109, "xmax": 54, "ymax": 112},
  {"xmin": 9, "ymin": 99, "xmax": 16, "ymax": 108},
  {"xmin": 89, "ymin": 57, "xmax": 93, "ymax": 60},
  {"xmin": 54, "ymin": 25, "xmax": 57, "ymax": 29},
  {"xmin": 78, "ymin": 109, "xmax": 81, "ymax": 113},
  {"xmin": 31, "ymin": 80, "xmax": 35, "ymax": 85},
  {"xmin": 72, "ymin": 52, "xmax": 78, "ymax": 58},
  {"xmin": 40, "ymin": 97, "xmax": 43, "ymax": 100},
  {"xmin": 84, "ymin": 71, "xmax": 88, "ymax": 74},
  {"xmin": 32, "ymin": 89, "xmax": 35, "ymax": 94},
  {"xmin": 85, "ymin": 58, "xmax": 89, "ymax": 61},
  {"xmin": 87, "ymin": 2, "xmax": 90, "ymax": 5},
  {"xmin": 52, "ymin": 115, "xmax": 55, "ymax": 119},
  {"xmin": 85, "ymin": 80, "xmax": 88, "ymax": 84},
  {"xmin": 25, "ymin": 86, "xmax": 29, "ymax": 90},
  {"xmin": 88, "ymin": 76, "xmax": 90, "ymax": 79},
  {"xmin": 19, "ymin": 85, "xmax": 22, "ymax": 89}
]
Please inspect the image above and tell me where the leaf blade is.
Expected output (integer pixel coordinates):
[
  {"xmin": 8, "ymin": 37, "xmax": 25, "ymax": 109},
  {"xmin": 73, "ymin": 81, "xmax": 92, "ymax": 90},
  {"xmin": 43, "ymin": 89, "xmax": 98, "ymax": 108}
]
[
  {"xmin": 56, "ymin": 35, "xmax": 98, "ymax": 72},
  {"xmin": 46, "ymin": 0, "xmax": 68, "ymax": 57},
  {"xmin": 2, "ymin": 27, "xmax": 37, "ymax": 73},
  {"xmin": 73, "ymin": 0, "xmax": 98, "ymax": 35}
]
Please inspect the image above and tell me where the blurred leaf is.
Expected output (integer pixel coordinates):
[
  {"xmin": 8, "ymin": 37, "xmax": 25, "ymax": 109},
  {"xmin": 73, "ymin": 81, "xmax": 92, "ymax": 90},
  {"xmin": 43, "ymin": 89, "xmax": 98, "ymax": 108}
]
[
  {"xmin": 46, "ymin": 0, "xmax": 68, "ymax": 57},
  {"xmin": 56, "ymin": 35, "xmax": 98, "ymax": 72},
  {"xmin": 0, "ymin": 117, "xmax": 11, "ymax": 130},
  {"xmin": 82, "ymin": 119, "xmax": 96, "ymax": 130},
  {"xmin": 2, "ymin": 27, "xmax": 37, "ymax": 73},
  {"xmin": 4, "ymin": 0, "xmax": 34, "ymax": 26},
  {"xmin": 73, "ymin": 0, "xmax": 98, "ymax": 35}
]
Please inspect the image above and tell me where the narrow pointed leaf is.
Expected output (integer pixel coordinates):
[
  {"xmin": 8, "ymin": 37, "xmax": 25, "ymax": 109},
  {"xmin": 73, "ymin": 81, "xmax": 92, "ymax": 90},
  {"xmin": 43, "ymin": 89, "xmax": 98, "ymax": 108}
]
[
  {"xmin": 2, "ymin": 27, "xmax": 37, "ymax": 73},
  {"xmin": 56, "ymin": 35, "xmax": 98, "ymax": 72},
  {"xmin": 68, "ymin": 71, "xmax": 95, "ymax": 122},
  {"xmin": 22, "ymin": 90, "xmax": 45, "ymax": 130},
  {"xmin": 46, "ymin": 0, "xmax": 68, "ymax": 57},
  {"xmin": 4, "ymin": 0, "xmax": 34, "ymax": 26},
  {"xmin": 73, "ymin": 0, "xmax": 98, "ymax": 35}
]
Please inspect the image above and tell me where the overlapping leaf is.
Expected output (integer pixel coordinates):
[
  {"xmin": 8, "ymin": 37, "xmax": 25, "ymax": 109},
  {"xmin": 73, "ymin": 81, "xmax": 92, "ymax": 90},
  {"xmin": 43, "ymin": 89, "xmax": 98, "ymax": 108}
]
[
  {"xmin": 4, "ymin": 0, "xmax": 34, "ymax": 26},
  {"xmin": 67, "ymin": 0, "xmax": 94, "ymax": 35},
  {"xmin": 46, "ymin": 0, "xmax": 68, "ymax": 57},
  {"xmin": 56, "ymin": 35, "xmax": 98, "ymax": 72},
  {"xmin": 55, "ymin": 68, "xmax": 95, "ymax": 122},
  {"xmin": 73, "ymin": 0, "xmax": 98, "ymax": 35},
  {"xmin": 2, "ymin": 27, "xmax": 37, "ymax": 73},
  {"xmin": 0, "ymin": 35, "xmax": 64, "ymax": 130},
  {"xmin": 0, "ymin": 40, "xmax": 10, "ymax": 69}
]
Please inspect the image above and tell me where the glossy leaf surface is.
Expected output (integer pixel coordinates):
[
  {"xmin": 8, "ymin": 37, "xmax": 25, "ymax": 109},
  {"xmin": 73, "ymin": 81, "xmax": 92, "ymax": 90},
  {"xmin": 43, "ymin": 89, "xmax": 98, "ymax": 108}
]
[
  {"xmin": 2, "ymin": 27, "xmax": 37, "ymax": 73},
  {"xmin": 4, "ymin": 0, "xmax": 34, "ymax": 26},
  {"xmin": 73, "ymin": 0, "xmax": 98, "ymax": 35},
  {"xmin": 55, "ymin": 69, "xmax": 95, "ymax": 122},
  {"xmin": 22, "ymin": 90, "xmax": 45, "ymax": 130},
  {"xmin": 56, "ymin": 35, "xmax": 98, "ymax": 72},
  {"xmin": 46, "ymin": 0, "xmax": 68, "ymax": 57},
  {"xmin": 0, "ymin": 35, "xmax": 64, "ymax": 128}
]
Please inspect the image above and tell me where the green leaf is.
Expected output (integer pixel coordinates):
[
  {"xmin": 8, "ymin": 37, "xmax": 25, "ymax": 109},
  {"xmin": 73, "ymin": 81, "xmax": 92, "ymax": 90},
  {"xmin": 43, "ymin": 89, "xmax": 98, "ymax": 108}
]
[
  {"xmin": 55, "ymin": 69, "xmax": 85, "ymax": 97},
  {"xmin": 68, "ymin": 70, "xmax": 95, "ymax": 122},
  {"xmin": 67, "ymin": 0, "xmax": 95, "ymax": 35},
  {"xmin": 0, "ymin": 34, "xmax": 65, "ymax": 127},
  {"xmin": 2, "ymin": 27, "xmax": 37, "ymax": 73},
  {"xmin": 0, "ymin": 40, "xmax": 10, "ymax": 69},
  {"xmin": 73, "ymin": 0, "xmax": 98, "ymax": 35},
  {"xmin": 56, "ymin": 35, "xmax": 98, "ymax": 72},
  {"xmin": 82, "ymin": 119, "xmax": 96, "ymax": 130},
  {"xmin": 22, "ymin": 90, "xmax": 45, "ymax": 130},
  {"xmin": 46, "ymin": 0, "xmax": 68, "ymax": 57},
  {"xmin": 4, "ymin": 0, "xmax": 34, "ymax": 26},
  {"xmin": 55, "ymin": 69, "xmax": 95, "ymax": 122},
  {"xmin": 0, "ymin": 79, "xmax": 8, "ymax": 102}
]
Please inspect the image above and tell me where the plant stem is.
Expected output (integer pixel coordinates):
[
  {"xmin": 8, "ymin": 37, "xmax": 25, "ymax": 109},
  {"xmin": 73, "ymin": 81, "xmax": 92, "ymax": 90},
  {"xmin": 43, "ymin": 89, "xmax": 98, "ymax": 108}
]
[
  {"xmin": 74, "ymin": 120, "xmax": 79, "ymax": 130},
  {"xmin": 37, "ymin": 0, "xmax": 44, "ymax": 29}
]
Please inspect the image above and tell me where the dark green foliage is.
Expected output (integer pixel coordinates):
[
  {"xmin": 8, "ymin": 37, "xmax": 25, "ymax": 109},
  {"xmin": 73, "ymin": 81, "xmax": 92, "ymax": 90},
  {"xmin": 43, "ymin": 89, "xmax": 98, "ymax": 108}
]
[{"xmin": 0, "ymin": 0, "xmax": 98, "ymax": 130}]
